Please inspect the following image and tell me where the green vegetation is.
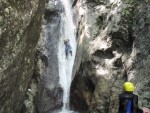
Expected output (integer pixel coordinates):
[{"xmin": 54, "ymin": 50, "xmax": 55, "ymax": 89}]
[
  {"xmin": 122, "ymin": 7, "xmax": 133, "ymax": 29},
  {"xmin": 121, "ymin": 0, "xmax": 140, "ymax": 30}
]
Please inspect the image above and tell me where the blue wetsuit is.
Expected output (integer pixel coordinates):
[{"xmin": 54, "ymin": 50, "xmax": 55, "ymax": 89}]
[{"xmin": 64, "ymin": 41, "xmax": 72, "ymax": 58}]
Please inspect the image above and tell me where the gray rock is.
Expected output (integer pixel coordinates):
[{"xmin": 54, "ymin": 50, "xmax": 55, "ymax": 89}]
[
  {"xmin": 22, "ymin": 1, "xmax": 64, "ymax": 113},
  {"xmin": 71, "ymin": 0, "xmax": 150, "ymax": 113},
  {"xmin": 0, "ymin": 0, "xmax": 46, "ymax": 113}
]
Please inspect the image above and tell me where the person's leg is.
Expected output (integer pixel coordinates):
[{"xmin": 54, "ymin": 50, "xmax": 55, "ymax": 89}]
[
  {"xmin": 65, "ymin": 48, "xmax": 68, "ymax": 58},
  {"xmin": 70, "ymin": 50, "xmax": 72, "ymax": 56}
]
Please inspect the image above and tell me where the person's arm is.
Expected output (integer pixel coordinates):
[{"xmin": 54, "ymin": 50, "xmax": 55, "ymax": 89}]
[
  {"xmin": 133, "ymin": 95, "xmax": 143, "ymax": 113},
  {"xmin": 133, "ymin": 95, "xmax": 138, "ymax": 109}
]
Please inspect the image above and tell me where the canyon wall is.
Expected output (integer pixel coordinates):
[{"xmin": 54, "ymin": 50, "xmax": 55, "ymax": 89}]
[
  {"xmin": 70, "ymin": 0, "xmax": 150, "ymax": 113},
  {"xmin": 0, "ymin": 0, "xmax": 46, "ymax": 113}
]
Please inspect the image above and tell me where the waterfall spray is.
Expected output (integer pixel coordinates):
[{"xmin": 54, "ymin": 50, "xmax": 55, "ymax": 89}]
[{"xmin": 58, "ymin": 0, "xmax": 77, "ymax": 112}]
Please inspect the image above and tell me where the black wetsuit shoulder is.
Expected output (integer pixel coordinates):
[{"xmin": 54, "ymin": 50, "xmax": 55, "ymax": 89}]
[{"xmin": 118, "ymin": 92, "xmax": 143, "ymax": 113}]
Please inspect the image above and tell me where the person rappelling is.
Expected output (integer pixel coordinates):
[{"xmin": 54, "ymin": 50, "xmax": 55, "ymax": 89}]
[{"xmin": 64, "ymin": 38, "xmax": 72, "ymax": 59}]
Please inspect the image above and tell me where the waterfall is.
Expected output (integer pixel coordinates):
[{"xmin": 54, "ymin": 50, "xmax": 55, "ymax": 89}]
[{"xmin": 57, "ymin": 0, "xmax": 77, "ymax": 112}]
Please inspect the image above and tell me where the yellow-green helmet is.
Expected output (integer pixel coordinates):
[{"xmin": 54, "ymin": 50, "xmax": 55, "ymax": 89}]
[{"xmin": 124, "ymin": 82, "xmax": 134, "ymax": 92}]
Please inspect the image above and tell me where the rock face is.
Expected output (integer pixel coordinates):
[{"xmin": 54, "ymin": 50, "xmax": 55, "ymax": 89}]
[
  {"xmin": 35, "ymin": 1, "xmax": 63, "ymax": 112},
  {"xmin": 70, "ymin": 0, "xmax": 150, "ymax": 113},
  {"xmin": 0, "ymin": 0, "xmax": 46, "ymax": 113},
  {"xmin": 22, "ymin": 1, "xmax": 64, "ymax": 113}
]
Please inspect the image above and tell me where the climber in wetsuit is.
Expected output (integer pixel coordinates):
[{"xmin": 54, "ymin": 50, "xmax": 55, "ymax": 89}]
[
  {"xmin": 64, "ymin": 39, "xmax": 72, "ymax": 58},
  {"xmin": 118, "ymin": 82, "xmax": 143, "ymax": 113}
]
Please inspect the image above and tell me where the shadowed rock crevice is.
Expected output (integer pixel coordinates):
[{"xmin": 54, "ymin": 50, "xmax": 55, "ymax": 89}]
[
  {"xmin": 110, "ymin": 30, "xmax": 134, "ymax": 53},
  {"xmin": 93, "ymin": 48, "xmax": 114, "ymax": 59},
  {"xmin": 86, "ymin": 0, "xmax": 108, "ymax": 5},
  {"xmin": 72, "ymin": 0, "xmax": 79, "ymax": 7},
  {"xmin": 85, "ymin": 78, "xmax": 95, "ymax": 93},
  {"xmin": 113, "ymin": 57, "xmax": 123, "ymax": 68},
  {"xmin": 70, "ymin": 61, "xmax": 96, "ymax": 113},
  {"xmin": 44, "ymin": 9, "xmax": 59, "ymax": 20},
  {"xmin": 70, "ymin": 74, "xmax": 89, "ymax": 113}
]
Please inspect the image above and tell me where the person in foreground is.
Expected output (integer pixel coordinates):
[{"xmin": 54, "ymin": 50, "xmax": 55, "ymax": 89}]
[{"xmin": 118, "ymin": 82, "xmax": 143, "ymax": 113}]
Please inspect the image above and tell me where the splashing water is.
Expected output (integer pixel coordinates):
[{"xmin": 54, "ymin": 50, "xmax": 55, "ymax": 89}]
[{"xmin": 57, "ymin": 0, "xmax": 77, "ymax": 112}]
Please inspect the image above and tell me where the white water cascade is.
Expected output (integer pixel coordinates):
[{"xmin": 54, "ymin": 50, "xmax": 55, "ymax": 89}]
[{"xmin": 57, "ymin": 0, "xmax": 77, "ymax": 113}]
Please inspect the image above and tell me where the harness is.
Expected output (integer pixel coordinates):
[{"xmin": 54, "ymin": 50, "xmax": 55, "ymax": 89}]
[{"xmin": 126, "ymin": 99, "xmax": 133, "ymax": 113}]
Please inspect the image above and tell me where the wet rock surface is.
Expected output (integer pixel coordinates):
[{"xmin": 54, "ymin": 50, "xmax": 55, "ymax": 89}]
[{"xmin": 22, "ymin": 1, "xmax": 64, "ymax": 113}]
